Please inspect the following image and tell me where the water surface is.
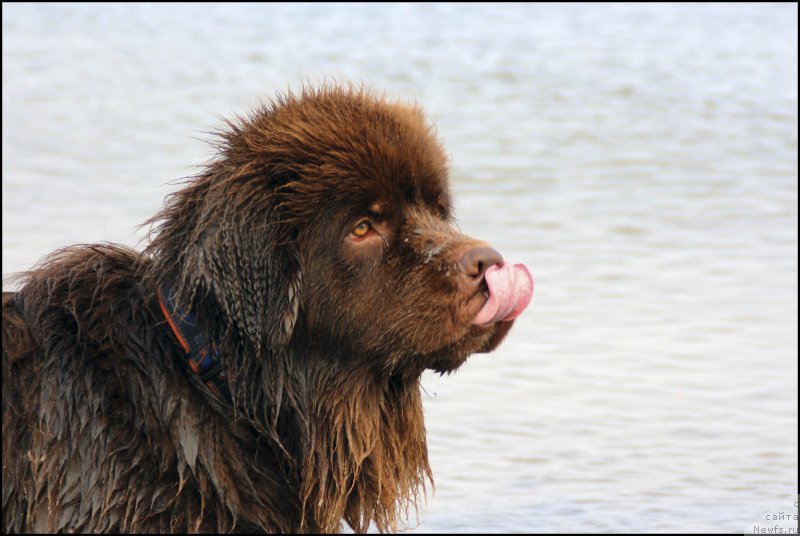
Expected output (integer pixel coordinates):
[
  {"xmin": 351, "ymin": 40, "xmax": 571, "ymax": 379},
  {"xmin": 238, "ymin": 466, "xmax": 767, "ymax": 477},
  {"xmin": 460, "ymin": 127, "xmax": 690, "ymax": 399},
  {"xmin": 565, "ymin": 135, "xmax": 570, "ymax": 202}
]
[{"xmin": 3, "ymin": 3, "xmax": 797, "ymax": 532}]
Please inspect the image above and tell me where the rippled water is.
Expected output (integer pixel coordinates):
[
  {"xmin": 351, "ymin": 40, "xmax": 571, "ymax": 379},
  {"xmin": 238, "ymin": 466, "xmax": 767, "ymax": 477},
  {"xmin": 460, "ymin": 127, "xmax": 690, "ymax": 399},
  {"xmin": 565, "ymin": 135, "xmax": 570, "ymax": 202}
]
[{"xmin": 3, "ymin": 3, "xmax": 797, "ymax": 533}]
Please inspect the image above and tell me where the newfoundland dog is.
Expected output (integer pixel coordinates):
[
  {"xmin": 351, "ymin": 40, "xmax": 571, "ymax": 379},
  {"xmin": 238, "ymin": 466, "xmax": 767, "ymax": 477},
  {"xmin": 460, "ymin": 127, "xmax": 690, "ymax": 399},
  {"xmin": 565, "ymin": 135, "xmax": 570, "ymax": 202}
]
[{"xmin": 2, "ymin": 84, "xmax": 532, "ymax": 533}]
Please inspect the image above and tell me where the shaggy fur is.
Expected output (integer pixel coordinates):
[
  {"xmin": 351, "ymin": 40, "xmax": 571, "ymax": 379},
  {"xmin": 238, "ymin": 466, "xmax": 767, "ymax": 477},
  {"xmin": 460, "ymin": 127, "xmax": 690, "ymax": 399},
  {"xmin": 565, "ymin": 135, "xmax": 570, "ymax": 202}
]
[{"xmin": 2, "ymin": 84, "xmax": 518, "ymax": 533}]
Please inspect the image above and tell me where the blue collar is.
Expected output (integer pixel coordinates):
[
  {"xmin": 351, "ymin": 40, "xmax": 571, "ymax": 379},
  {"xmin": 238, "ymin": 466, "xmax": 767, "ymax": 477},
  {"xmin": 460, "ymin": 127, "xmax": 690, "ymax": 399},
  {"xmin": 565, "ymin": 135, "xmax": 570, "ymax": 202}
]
[{"xmin": 157, "ymin": 286, "xmax": 231, "ymax": 402}]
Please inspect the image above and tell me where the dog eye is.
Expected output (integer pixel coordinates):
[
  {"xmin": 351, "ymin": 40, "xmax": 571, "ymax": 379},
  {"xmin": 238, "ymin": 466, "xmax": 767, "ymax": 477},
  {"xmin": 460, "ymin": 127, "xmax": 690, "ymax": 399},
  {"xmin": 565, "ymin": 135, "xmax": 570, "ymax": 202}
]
[{"xmin": 351, "ymin": 220, "xmax": 372, "ymax": 239}]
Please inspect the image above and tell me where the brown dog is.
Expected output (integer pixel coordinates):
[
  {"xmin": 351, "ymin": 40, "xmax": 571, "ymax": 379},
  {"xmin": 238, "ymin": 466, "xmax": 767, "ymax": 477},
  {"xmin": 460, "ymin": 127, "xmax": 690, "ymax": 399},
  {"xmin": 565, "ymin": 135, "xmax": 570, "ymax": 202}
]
[{"xmin": 2, "ymin": 84, "xmax": 532, "ymax": 533}]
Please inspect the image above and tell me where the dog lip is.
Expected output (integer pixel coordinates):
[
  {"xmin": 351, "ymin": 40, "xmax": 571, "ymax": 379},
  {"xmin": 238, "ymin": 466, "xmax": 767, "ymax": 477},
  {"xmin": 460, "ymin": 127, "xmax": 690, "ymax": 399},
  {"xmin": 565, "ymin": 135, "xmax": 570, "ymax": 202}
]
[
  {"xmin": 479, "ymin": 278, "xmax": 490, "ymax": 298},
  {"xmin": 465, "ymin": 284, "xmax": 491, "ymax": 320}
]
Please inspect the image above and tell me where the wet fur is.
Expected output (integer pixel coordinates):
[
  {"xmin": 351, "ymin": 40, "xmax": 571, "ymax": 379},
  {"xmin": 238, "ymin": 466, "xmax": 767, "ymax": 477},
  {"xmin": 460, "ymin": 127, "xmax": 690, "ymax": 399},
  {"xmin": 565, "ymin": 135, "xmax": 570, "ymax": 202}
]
[{"xmin": 2, "ymin": 84, "xmax": 513, "ymax": 533}]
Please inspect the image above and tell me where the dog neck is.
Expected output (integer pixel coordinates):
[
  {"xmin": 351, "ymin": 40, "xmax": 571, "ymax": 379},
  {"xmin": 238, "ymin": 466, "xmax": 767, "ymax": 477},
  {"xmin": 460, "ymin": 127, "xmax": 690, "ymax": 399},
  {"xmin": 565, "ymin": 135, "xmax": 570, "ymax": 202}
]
[
  {"xmin": 155, "ymin": 285, "xmax": 432, "ymax": 533},
  {"xmin": 295, "ymin": 358, "xmax": 432, "ymax": 533}
]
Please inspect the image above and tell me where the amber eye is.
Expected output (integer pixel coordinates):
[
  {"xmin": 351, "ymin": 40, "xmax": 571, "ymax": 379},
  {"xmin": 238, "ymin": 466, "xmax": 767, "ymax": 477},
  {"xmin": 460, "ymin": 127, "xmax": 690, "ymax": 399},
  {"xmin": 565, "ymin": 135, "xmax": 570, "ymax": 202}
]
[{"xmin": 352, "ymin": 220, "xmax": 371, "ymax": 238}]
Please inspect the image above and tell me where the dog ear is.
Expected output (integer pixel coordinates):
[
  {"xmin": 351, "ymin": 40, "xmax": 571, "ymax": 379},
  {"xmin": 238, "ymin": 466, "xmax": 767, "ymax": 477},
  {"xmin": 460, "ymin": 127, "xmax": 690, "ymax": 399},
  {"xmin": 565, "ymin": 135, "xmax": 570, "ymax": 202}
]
[{"xmin": 197, "ymin": 202, "xmax": 302, "ymax": 354}]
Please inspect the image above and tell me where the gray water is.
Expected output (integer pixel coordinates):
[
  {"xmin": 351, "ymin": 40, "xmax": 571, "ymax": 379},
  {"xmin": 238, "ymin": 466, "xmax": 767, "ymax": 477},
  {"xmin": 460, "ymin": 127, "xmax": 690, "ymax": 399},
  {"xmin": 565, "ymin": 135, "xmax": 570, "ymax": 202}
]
[{"xmin": 2, "ymin": 3, "xmax": 797, "ymax": 533}]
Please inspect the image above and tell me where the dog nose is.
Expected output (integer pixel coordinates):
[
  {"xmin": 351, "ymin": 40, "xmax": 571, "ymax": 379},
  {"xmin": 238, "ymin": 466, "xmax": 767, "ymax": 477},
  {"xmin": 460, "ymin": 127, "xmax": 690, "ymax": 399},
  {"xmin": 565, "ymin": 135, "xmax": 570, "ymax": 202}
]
[{"xmin": 458, "ymin": 247, "xmax": 504, "ymax": 279}]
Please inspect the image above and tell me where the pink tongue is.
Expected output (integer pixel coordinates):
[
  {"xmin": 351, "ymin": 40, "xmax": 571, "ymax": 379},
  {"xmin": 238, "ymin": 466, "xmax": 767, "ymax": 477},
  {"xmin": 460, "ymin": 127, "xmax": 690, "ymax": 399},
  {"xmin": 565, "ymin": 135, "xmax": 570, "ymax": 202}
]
[{"xmin": 471, "ymin": 263, "xmax": 533, "ymax": 325}]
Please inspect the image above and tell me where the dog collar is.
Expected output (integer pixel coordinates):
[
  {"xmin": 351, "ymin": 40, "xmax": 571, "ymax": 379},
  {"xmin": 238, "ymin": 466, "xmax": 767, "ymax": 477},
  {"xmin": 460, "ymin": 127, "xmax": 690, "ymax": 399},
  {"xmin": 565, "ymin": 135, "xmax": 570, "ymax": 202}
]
[{"xmin": 156, "ymin": 286, "xmax": 231, "ymax": 402}]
